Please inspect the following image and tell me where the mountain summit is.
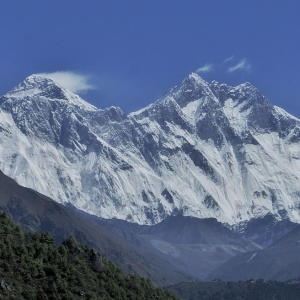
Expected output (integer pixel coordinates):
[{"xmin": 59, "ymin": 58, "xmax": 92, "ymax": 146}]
[
  {"xmin": 0, "ymin": 74, "xmax": 97, "ymax": 109},
  {"xmin": 1, "ymin": 73, "xmax": 300, "ymax": 225}
]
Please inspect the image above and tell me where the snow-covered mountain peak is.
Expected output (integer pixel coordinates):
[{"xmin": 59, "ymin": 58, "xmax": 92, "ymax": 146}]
[
  {"xmin": 1, "ymin": 73, "xmax": 300, "ymax": 225},
  {"xmin": 0, "ymin": 74, "xmax": 101, "ymax": 146},
  {"xmin": 1, "ymin": 74, "xmax": 97, "ymax": 112},
  {"xmin": 25, "ymin": 74, "xmax": 55, "ymax": 86},
  {"xmin": 187, "ymin": 72, "xmax": 208, "ymax": 84},
  {"xmin": 230, "ymin": 82, "xmax": 263, "ymax": 102},
  {"xmin": 5, "ymin": 74, "xmax": 67, "ymax": 99},
  {"xmin": 166, "ymin": 73, "xmax": 217, "ymax": 109},
  {"xmin": 209, "ymin": 80, "xmax": 259, "ymax": 104}
]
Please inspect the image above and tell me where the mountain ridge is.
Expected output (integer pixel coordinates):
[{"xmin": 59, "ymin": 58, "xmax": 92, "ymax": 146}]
[
  {"xmin": 206, "ymin": 223, "xmax": 300, "ymax": 281},
  {"xmin": 1, "ymin": 73, "xmax": 300, "ymax": 225}
]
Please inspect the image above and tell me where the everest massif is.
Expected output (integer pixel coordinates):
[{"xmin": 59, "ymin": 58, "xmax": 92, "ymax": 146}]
[{"xmin": 1, "ymin": 73, "xmax": 300, "ymax": 225}]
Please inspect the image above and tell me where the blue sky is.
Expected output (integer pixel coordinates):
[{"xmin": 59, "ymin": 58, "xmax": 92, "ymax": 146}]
[{"xmin": 0, "ymin": 1, "xmax": 299, "ymax": 116}]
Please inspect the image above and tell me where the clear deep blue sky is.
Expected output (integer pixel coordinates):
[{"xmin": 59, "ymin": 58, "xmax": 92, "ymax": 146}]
[{"xmin": 0, "ymin": 1, "xmax": 299, "ymax": 116}]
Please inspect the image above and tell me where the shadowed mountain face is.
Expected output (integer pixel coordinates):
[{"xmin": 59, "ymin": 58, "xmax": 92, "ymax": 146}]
[
  {"xmin": 105, "ymin": 216, "xmax": 260, "ymax": 279},
  {"xmin": 206, "ymin": 223, "xmax": 300, "ymax": 281},
  {"xmin": 0, "ymin": 170, "xmax": 194, "ymax": 286},
  {"xmin": 1, "ymin": 73, "xmax": 300, "ymax": 226},
  {"xmin": 89, "ymin": 215, "xmax": 299, "ymax": 280},
  {"xmin": 232, "ymin": 213, "xmax": 298, "ymax": 248}
]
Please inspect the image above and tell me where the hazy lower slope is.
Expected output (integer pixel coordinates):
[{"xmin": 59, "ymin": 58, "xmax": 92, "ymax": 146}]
[
  {"xmin": 206, "ymin": 223, "xmax": 300, "ymax": 281},
  {"xmin": 107, "ymin": 216, "xmax": 261, "ymax": 279}
]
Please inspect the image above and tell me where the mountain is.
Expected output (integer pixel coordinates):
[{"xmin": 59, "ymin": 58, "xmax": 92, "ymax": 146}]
[
  {"xmin": 107, "ymin": 215, "xmax": 261, "ymax": 279},
  {"xmin": 1, "ymin": 73, "xmax": 300, "ymax": 226},
  {"xmin": 232, "ymin": 212, "xmax": 297, "ymax": 248},
  {"xmin": 206, "ymin": 223, "xmax": 300, "ymax": 281},
  {"xmin": 0, "ymin": 169, "xmax": 194, "ymax": 286}
]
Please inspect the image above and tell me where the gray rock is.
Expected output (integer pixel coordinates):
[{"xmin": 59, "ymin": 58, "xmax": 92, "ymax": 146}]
[
  {"xmin": 90, "ymin": 249, "xmax": 104, "ymax": 272},
  {"xmin": 1, "ymin": 279, "xmax": 13, "ymax": 292}
]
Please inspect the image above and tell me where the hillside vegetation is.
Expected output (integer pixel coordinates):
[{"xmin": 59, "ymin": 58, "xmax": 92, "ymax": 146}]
[
  {"xmin": 0, "ymin": 212, "xmax": 179, "ymax": 300},
  {"xmin": 167, "ymin": 280, "xmax": 300, "ymax": 300}
]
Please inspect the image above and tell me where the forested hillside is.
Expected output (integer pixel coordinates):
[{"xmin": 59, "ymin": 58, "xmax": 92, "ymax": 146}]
[
  {"xmin": 0, "ymin": 212, "xmax": 178, "ymax": 300},
  {"xmin": 167, "ymin": 280, "xmax": 300, "ymax": 300}
]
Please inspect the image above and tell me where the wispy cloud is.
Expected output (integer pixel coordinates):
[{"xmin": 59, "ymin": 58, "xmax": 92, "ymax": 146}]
[
  {"xmin": 223, "ymin": 56, "xmax": 234, "ymax": 63},
  {"xmin": 196, "ymin": 57, "xmax": 252, "ymax": 76},
  {"xmin": 37, "ymin": 71, "xmax": 96, "ymax": 94},
  {"xmin": 227, "ymin": 59, "xmax": 251, "ymax": 73},
  {"xmin": 196, "ymin": 63, "xmax": 214, "ymax": 73}
]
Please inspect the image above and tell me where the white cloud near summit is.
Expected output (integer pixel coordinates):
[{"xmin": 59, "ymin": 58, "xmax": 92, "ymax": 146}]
[
  {"xmin": 196, "ymin": 63, "xmax": 214, "ymax": 73},
  {"xmin": 37, "ymin": 71, "xmax": 95, "ymax": 94},
  {"xmin": 227, "ymin": 59, "xmax": 251, "ymax": 73},
  {"xmin": 196, "ymin": 57, "xmax": 251, "ymax": 75}
]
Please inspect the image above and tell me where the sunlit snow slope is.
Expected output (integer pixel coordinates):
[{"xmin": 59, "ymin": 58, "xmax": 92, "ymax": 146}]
[{"xmin": 1, "ymin": 73, "xmax": 300, "ymax": 225}]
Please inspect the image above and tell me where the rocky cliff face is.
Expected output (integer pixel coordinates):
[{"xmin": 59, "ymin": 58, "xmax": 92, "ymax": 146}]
[{"xmin": 1, "ymin": 73, "xmax": 300, "ymax": 225}]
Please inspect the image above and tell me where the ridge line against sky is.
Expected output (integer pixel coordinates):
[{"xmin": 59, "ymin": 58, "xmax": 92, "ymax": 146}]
[
  {"xmin": 0, "ymin": 1, "xmax": 299, "ymax": 116},
  {"xmin": 36, "ymin": 56, "xmax": 251, "ymax": 94}
]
